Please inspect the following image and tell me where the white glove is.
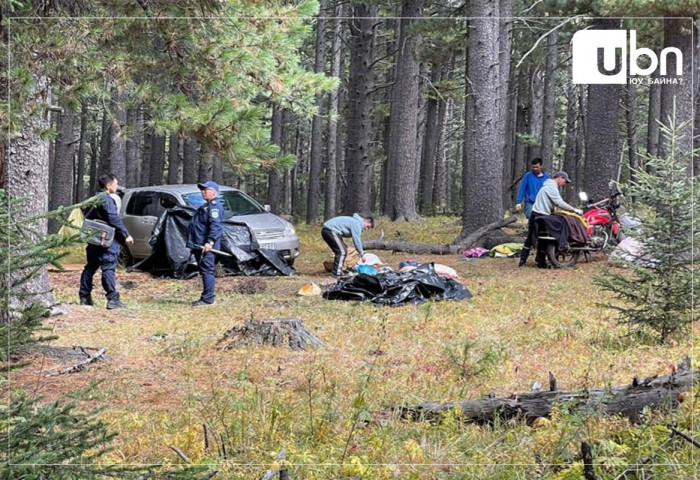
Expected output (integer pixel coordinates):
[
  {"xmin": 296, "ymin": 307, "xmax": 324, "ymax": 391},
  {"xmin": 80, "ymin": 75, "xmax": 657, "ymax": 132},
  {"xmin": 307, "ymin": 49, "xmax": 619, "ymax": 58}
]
[{"xmin": 574, "ymin": 208, "xmax": 583, "ymax": 216}]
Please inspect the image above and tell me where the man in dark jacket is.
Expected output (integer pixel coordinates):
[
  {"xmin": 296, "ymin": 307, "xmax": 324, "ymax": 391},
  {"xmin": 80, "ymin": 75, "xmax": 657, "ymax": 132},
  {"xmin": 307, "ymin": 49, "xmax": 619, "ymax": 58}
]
[
  {"xmin": 79, "ymin": 174, "xmax": 134, "ymax": 309},
  {"xmin": 321, "ymin": 213, "xmax": 374, "ymax": 278},
  {"xmin": 186, "ymin": 181, "xmax": 224, "ymax": 306},
  {"xmin": 516, "ymin": 158, "xmax": 549, "ymax": 218}
]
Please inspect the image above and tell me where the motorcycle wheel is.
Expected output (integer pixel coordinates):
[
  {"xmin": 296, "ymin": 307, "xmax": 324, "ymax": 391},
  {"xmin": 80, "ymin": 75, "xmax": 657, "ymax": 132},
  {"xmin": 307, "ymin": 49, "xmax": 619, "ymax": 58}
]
[{"xmin": 546, "ymin": 243, "xmax": 580, "ymax": 268}]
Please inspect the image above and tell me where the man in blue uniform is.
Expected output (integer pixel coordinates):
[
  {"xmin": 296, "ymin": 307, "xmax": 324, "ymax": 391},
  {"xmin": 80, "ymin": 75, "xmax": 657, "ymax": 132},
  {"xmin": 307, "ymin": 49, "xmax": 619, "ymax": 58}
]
[
  {"xmin": 79, "ymin": 174, "xmax": 134, "ymax": 309},
  {"xmin": 187, "ymin": 181, "xmax": 224, "ymax": 306}
]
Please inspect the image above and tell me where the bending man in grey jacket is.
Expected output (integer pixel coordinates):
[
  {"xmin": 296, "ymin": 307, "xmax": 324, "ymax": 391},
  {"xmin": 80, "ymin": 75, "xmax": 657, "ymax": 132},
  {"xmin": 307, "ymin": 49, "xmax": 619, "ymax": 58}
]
[
  {"xmin": 519, "ymin": 171, "xmax": 582, "ymax": 268},
  {"xmin": 321, "ymin": 213, "xmax": 375, "ymax": 278}
]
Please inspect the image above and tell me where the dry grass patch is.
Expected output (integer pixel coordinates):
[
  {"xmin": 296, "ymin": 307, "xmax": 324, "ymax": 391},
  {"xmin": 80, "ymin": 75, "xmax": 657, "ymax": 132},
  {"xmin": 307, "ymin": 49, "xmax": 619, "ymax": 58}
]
[{"xmin": 12, "ymin": 216, "xmax": 696, "ymax": 478}]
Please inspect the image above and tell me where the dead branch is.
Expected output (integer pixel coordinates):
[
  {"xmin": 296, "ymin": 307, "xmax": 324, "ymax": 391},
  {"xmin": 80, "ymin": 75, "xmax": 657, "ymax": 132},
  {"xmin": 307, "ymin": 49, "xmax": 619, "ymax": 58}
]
[
  {"xmin": 169, "ymin": 445, "xmax": 191, "ymax": 463},
  {"xmin": 670, "ymin": 426, "xmax": 700, "ymax": 449},
  {"xmin": 260, "ymin": 448, "xmax": 286, "ymax": 480},
  {"xmin": 453, "ymin": 216, "xmax": 518, "ymax": 247},
  {"xmin": 45, "ymin": 348, "xmax": 107, "ymax": 377}
]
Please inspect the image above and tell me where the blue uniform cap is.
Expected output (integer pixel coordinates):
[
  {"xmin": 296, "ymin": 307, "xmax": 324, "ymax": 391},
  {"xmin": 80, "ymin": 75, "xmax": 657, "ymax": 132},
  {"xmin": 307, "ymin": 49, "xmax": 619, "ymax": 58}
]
[{"xmin": 197, "ymin": 181, "xmax": 220, "ymax": 192}]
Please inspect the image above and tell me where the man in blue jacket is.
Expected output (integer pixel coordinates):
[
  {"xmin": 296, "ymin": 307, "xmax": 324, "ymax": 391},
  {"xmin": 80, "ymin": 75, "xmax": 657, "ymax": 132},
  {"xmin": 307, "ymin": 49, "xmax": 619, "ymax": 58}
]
[
  {"xmin": 79, "ymin": 174, "xmax": 134, "ymax": 309},
  {"xmin": 516, "ymin": 158, "xmax": 549, "ymax": 218},
  {"xmin": 187, "ymin": 181, "xmax": 224, "ymax": 306},
  {"xmin": 321, "ymin": 213, "xmax": 374, "ymax": 278}
]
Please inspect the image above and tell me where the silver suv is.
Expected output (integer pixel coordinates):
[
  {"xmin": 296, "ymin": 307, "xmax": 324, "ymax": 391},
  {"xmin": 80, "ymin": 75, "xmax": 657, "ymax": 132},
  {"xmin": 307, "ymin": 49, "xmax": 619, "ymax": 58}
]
[{"xmin": 120, "ymin": 184, "xmax": 300, "ymax": 265}]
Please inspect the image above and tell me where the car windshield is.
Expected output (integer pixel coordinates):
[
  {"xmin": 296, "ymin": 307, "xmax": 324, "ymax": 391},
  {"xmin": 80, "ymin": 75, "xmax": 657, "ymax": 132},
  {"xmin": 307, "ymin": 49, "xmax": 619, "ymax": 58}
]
[{"xmin": 182, "ymin": 190, "xmax": 264, "ymax": 216}]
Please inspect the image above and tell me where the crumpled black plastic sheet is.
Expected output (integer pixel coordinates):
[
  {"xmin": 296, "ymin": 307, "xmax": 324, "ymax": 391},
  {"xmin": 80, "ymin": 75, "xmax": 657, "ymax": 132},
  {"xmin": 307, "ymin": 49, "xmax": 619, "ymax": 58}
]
[
  {"xmin": 322, "ymin": 263, "xmax": 472, "ymax": 305},
  {"xmin": 132, "ymin": 206, "xmax": 294, "ymax": 278}
]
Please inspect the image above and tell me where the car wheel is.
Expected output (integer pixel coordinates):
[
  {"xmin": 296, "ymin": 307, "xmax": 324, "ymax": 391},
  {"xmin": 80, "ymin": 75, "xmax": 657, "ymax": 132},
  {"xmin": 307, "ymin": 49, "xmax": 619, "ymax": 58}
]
[{"xmin": 118, "ymin": 246, "xmax": 134, "ymax": 268}]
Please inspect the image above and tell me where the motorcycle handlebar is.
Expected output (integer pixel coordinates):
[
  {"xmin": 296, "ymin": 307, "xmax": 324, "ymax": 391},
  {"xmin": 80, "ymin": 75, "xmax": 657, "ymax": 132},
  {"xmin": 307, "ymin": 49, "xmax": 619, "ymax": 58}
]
[{"xmin": 584, "ymin": 190, "xmax": 623, "ymax": 208}]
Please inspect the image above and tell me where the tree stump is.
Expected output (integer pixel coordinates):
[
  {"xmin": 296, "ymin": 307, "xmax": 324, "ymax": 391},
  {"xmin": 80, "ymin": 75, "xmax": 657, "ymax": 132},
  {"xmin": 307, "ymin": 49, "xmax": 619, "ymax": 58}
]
[{"xmin": 218, "ymin": 318, "xmax": 324, "ymax": 351}]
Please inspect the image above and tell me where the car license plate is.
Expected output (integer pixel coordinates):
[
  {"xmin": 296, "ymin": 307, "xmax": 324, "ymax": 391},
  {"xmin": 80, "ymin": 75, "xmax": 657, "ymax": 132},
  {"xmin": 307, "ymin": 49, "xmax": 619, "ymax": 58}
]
[{"xmin": 260, "ymin": 243, "xmax": 276, "ymax": 250}]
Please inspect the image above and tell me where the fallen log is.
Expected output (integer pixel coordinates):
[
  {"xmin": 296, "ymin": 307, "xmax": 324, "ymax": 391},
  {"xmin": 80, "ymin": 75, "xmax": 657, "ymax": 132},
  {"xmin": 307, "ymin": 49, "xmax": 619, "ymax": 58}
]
[
  {"xmin": 218, "ymin": 318, "xmax": 324, "ymax": 351},
  {"xmin": 363, "ymin": 239, "xmax": 461, "ymax": 255},
  {"xmin": 364, "ymin": 217, "xmax": 519, "ymax": 255},
  {"xmin": 395, "ymin": 365, "xmax": 697, "ymax": 425},
  {"xmin": 453, "ymin": 216, "xmax": 518, "ymax": 247}
]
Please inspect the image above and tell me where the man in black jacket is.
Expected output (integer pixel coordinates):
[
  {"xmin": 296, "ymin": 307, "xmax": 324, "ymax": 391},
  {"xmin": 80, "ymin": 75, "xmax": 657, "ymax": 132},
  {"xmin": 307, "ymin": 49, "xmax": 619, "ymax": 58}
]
[{"xmin": 79, "ymin": 174, "xmax": 133, "ymax": 309}]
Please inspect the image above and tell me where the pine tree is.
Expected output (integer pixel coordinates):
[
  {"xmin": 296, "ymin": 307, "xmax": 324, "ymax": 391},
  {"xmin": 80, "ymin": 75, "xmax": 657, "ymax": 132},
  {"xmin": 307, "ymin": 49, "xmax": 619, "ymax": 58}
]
[
  {"xmin": 0, "ymin": 191, "xmax": 206, "ymax": 478},
  {"xmin": 595, "ymin": 111, "xmax": 698, "ymax": 343}
]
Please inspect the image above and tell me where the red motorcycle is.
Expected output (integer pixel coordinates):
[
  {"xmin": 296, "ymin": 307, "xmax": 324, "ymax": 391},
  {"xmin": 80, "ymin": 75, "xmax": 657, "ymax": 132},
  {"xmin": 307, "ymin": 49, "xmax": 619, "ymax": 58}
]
[{"xmin": 540, "ymin": 185, "xmax": 623, "ymax": 268}]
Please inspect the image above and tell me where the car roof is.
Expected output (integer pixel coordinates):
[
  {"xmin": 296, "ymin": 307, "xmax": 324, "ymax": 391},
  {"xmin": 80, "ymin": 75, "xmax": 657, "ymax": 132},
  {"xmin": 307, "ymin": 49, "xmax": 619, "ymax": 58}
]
[{"xmin": 123, "ymin": 184, "xmax": 240, "ymax": 195}]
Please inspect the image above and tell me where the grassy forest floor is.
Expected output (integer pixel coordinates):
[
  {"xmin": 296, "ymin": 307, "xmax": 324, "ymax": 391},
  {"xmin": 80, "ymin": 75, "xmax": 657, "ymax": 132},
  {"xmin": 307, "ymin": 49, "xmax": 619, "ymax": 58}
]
[{"xmin": 11, "ymin": 216, "xmax": 698, "ymax": 479}]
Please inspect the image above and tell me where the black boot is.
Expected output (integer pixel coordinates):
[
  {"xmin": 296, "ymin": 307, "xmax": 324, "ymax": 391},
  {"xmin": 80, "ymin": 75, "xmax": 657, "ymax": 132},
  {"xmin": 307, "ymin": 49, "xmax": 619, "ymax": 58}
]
[
  {"xmin": 535, "ymin": 250, "xmax": 549, "ymax": 269},
  {"xmin": 79, "ymin": 296, "xmax": 94, "ymax": 306},
  {"xmin": 106, "ymin": 297, "xmax": 127, "ymax": 309},
  {"xmin": 518, "ymin": 247, "xmax": 530, "ymax": 267}
]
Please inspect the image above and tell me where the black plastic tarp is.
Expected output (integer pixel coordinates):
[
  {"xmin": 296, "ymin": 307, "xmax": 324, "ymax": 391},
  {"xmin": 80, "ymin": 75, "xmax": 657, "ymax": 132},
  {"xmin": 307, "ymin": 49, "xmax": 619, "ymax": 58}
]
[
  {"xmin": 322, "ymin": 263, "xmax": 472, "ymax": 305},
  {"xmin": 132, "ymin": 206, "xmax": 294, "ymax": 278}
]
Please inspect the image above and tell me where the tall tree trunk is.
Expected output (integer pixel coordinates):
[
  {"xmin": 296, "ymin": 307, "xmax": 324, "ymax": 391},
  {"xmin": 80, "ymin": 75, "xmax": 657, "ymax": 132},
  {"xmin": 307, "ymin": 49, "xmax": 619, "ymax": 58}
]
[
  {"xmin": 457, "ymin": 1, "xmax": 504, "ymax": 241},
  {"xmin": 283, "ymin": 169, "xmax": 292, "ymax": 215},
  {"xmin": 626, "ymin": 81, "xmax": 639, "ymax": 182},
  {"xmin": 198, "ymin": 146, "xmax": 212, "ymax": 182},
  {"xmin": 528, "ymin": 67, "xmax": 544, "ymax": 161},
  {"xmin": 418, "ymin": 65, "xmax": 443, "ymax": 214},
  {"xmin": 413, "ymin": 62, "xmax": 428, "ymax": 196},
  {"xmin": 48, "ymin": 112, "xmax": 56, "ymax": 200},
  {"xmin": 498, "ymin": 0, "xmax": 513, "ymax": 209},
  {"xmin": 659, "ymin": 18, "xmax": 694, "ymax": 169},
  {"xmin": 49, "ymin": 101, "xmax": 75, "ymax": 233},
  {"xmin": 584, "ymin": 19, "xmax": 620, "ymax": 201},
  {"xmin": 167, "ymin": 132, "xmax": 182, "ymax": 184},
  {"xmin": 379, "ymin": 17, "xmax": 400, "ymax": 215},
  {"xmin": 385, "ymin": 0, "xmax": 424, "ymax": 221},
  {"xmin": 513, "ymin": 101, "xmax": 528, "ymax": 191},
  {"xmin": 212, "ymin": 152, "xmax": 223, "ymax": 184},
  {"xmin": 646, "ymin": 68, "xmax": 662, "ymax": 163},
  {"xmin": 109, "ymin": 89, "xmax": 126, "ymax": 183},
  {"xmin": 88, "ymin": 133, "xmax": 98, "ymax": 193},
  {"xmin": 140, "ymin": 127, "xmax": 152, "ymax": 186},
  {"xmin": 343, "ymin": 2, "xmax": 378, "ymax": 215},
  {"xmin": 75, "ymin": 101, "xmax": 88, "ymax": 202},
  {"xmin": 324, "ymin": 1, "xmax": 345, "ymax": 219},
  {"xmin": 125, "ymin": 108, "xmax": 140, "ymax": 188},
  {"xmin": 576, "ymin": 86, "xmax": 587, "ymax": 191},
  {"xmin": 540, "ymin": 30, "xmax": 558, "ymax": 171},
  {"xmin": 563, "ymin": 64, "xmax": 579, "ymax": 204},
  {"xmin": 433, "ymin": 98, "xmax": 451, "ymax": 211},
  {"xmin": 306, "ymin": 0, "xmax": 327, "ymax": 224},
  {"xmin": 182, "ymin": 137, "xmax": 199, "ymax": 184},
  {"xmin": 98, "ymin": 109, "xmax": 111, "ymax": 175},
  {"xmin": 283, "ymin": 109, "xmax": 294, "ymax": 215},
  {"xmin": 7, "ymin": 77, "xmax": 56, "ymax": 308},
  {"xmin": 149, "ymin": 132, "xmax": 166, "ymax": 185},
  {"xmin": 268, "ymin": 104, "xmax": 283, "ymax": 213}
]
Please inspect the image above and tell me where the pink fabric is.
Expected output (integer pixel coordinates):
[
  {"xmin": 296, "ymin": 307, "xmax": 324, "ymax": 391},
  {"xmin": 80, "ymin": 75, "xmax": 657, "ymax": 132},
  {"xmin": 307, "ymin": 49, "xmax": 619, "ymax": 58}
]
[{"xmin": 462, "ymin": 247, "xmax": 489, "ymax": 258}]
